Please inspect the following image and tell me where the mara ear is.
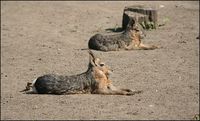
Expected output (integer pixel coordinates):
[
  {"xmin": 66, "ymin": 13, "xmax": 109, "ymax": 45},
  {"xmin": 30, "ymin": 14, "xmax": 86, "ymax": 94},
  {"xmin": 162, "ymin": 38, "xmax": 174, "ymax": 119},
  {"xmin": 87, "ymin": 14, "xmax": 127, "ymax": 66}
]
[
  {"xmin": 129, "ymin": 17, "xmax": 140, "ymax": 31},
  {"xmin": 88, "ymin": 50, "xmax": 101, "ymax": 67},
  {"xmin": 126, "ymin": 18, "xmax": 135, "ymax": 30},
  {"xmin": 88, "ymin": 50, "xmax": 97, "ymax": 66},
  {"xmin": 128, "ymin": 18, "xmax": 135, "ymax": 26},
  {"xmin": 134, "ymin": 15, "xmax": 139, "ymax": 23}
]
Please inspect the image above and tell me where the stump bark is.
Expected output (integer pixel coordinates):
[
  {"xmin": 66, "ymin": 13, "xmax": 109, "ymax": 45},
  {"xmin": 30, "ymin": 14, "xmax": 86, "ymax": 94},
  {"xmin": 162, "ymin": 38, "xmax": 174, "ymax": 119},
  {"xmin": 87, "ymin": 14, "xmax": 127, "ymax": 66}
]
[{"xmin": 122, "ymin": 5, "xmax": 158, "ymax": 30}]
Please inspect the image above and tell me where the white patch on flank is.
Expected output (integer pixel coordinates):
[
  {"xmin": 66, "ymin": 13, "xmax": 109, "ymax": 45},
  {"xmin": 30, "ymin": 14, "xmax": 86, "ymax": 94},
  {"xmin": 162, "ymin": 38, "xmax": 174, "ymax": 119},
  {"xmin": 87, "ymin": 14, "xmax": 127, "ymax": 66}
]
[{"xmin": 31, "ymin": 78, "xmax": 38, "ymax": 93}]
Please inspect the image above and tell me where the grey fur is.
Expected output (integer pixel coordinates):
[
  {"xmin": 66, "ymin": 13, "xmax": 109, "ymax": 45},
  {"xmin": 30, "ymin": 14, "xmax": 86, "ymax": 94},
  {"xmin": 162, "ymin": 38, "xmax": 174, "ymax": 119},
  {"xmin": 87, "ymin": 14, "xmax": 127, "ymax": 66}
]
[
  {"xmin": 88, "ymin": 20, "xmax": 146, "ymax": 51},
  {"xmin": 34, "ymin": 69, "xmax": 95, "ymax": 94},
  {"xmin": 22, "ymin": 50, "xmax": 142, "ymax": 96}
]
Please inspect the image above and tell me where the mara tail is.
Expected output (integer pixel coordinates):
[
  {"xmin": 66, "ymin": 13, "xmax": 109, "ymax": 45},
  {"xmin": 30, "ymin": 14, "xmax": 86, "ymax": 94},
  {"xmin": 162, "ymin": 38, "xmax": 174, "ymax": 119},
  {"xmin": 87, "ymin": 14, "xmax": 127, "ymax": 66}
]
[{"xmin": 20, "ymin": 79, "xmax": 37, "ymax": 94}]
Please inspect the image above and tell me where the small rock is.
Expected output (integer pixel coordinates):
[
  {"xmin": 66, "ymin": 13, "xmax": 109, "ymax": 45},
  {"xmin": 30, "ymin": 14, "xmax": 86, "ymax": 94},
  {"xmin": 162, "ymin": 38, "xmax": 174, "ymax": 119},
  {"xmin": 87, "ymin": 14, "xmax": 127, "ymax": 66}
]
[
  {"xmin": 177, "ymin": 40, "xmax": 186, "ymax": 43},
  {"xmin": 159, "ymin": 5, "xmax": 165, "ymax": 8},
  {"xmin": 148, "ymin": 111, "xmax": 154, "ymax": 114},
  {"xmin": 158, "ymin": 23, "xmax": 165, "ymax": 27},
  {"xmin": 38, "ymin": 58, "xmax": 42, "ymax": 61},
  {"xmin": 179, "ymin": 76, "xmax": 182, "ymax": 80},
  {"xmin": 154, "ymin": 70, "xmax": 158, "ymax": 72},
  {"xmin": 153, "ymin": 59, "xmax": 157, "ymax": 62},
  {"xmin": 70, "ymin": 30, "xmax": 77, "ymax": 32},
  {"xmin": 33, "ymin": 105, "xmax": 38, "ymax": 109},
  {"xmin": 42, "ymin": 112, "xmax": 47, "ymax": 115},
  {"xmin": 127, "ymin": 111, "xmax": 138, "ymax": 115},
  {"xmin": 149, "ymin": 104, "xmax": 154, "ymax": 107}
]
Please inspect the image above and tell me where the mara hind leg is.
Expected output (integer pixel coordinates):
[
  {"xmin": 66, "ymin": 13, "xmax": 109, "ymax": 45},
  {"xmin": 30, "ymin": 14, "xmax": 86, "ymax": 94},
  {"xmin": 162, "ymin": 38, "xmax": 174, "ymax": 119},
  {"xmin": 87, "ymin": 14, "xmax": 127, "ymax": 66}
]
[
  {"xmin": 99, "ymin": 46, "xmax": 109, "ymax": 52},
  {"xmin": 93, "ymin": 78, "xmax": 130, "ymax": 95},
  {"xmin": 108, "ymin": 83, "xmax": 143, "ymax": 95},
  {"xmin": 94, "ymin": 79, "xmax": 142, "ymax": 96},
  {"xmin": 117, "ymin": 41, "xmax": 134, "ymax": 51},
  {"xmin": 124, "ymin": 43, "xmax": 134, "ymax": 50},
  {"xmin": 132, "ymin": 32, "xmax": 159, "ymax": 50},
  {"xmin": 133, "ymin": 38, "xmax": 158, "ymax": 50},
  {"xmin": 138, "ymin": 43, "xmax": 158, "ymax": 50}
]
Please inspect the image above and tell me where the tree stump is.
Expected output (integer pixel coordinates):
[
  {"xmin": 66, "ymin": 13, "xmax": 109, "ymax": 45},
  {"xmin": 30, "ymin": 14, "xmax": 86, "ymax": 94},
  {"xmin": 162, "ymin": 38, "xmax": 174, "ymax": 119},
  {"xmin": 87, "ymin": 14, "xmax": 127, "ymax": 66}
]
[{"xmin": 122, "ymin": 5, "xmax": 158, "ymax": 30}]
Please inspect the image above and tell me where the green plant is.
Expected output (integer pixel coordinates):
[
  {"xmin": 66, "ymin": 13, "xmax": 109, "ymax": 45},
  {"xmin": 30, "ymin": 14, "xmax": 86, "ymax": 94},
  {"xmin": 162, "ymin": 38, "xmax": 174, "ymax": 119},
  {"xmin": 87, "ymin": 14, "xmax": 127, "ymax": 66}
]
[{"xmin": 140, "ymin": 21, "xmax": 156, "ymax": 30}]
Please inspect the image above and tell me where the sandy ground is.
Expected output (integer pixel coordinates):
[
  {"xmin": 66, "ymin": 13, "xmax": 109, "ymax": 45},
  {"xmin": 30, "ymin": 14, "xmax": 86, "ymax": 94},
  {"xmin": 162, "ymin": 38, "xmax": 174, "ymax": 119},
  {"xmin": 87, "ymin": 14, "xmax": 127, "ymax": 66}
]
[{"xmin": 1, "ymin": 1, "xmax": 199, "ymax": 120}]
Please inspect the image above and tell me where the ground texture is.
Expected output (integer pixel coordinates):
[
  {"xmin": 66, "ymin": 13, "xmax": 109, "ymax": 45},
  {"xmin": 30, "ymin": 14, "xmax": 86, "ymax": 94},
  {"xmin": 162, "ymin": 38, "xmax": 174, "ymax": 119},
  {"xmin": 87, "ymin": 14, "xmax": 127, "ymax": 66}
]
[{"xmin": 1, "ymin": 1, "xmax": 199, "ymax": 120}]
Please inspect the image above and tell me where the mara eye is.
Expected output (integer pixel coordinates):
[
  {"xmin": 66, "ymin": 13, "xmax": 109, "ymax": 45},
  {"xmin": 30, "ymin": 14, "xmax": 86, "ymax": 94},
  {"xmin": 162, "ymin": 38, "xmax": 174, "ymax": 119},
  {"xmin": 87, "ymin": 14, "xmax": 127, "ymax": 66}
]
[{"xmin": 100, "ymin": 63, "xmax": 105, "ymax": 66}]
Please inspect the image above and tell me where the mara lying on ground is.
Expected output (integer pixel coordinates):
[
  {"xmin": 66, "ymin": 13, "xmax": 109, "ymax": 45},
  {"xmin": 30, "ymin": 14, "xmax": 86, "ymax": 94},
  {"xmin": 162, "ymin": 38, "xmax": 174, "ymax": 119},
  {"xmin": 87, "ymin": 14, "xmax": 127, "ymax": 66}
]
[
  {"xmin": 88, "ymin": 18, "xmax": 159, "ymax": 52},
  {"xmin": 21, "ymin": 50, "xmax": 142, "ymax": 96}
]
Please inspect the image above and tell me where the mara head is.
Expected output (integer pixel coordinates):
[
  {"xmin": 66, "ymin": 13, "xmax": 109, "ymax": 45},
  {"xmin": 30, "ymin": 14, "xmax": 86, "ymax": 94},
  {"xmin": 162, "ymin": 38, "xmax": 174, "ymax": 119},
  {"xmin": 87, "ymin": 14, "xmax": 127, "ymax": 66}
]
[
  {"xmin": 126, "ymin": 18, "xmax": 136, "ymax": 31},
  {"xmin": 126, "ymin": 18, "xmax": 146, "ymax": 39},
  {"xmin": 88, "ymin": 50, "xmax": 112, "ymax": 76},
  {"xmin": 126, "ymin": 16, "xmax": 142, "ymax": 30}
]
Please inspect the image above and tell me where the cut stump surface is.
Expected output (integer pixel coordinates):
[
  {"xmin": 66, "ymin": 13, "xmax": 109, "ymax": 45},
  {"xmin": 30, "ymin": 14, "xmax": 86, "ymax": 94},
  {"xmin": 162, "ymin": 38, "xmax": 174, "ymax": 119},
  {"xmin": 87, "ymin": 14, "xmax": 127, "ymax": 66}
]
[{"xmin": 122, "ymin": 5, "xmax": 158, "ymax": 30}]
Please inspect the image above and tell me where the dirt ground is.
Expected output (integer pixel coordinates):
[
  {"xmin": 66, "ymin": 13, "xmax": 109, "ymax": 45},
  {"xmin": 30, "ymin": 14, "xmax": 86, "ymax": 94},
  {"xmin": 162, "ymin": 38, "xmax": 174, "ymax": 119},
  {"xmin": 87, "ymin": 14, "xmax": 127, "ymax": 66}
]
[{"xmin": 1, "ymin": 1, "xmax": 199, "ymax": 120}]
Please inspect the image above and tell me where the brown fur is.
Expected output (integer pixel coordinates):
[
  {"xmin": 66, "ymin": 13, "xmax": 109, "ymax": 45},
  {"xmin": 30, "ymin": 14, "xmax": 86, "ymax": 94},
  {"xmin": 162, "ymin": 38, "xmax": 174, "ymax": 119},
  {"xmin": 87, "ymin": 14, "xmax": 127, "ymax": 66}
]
[
  {"xmin": 88, "ymin": 18, "xmax": 160, "ymax": 52},
  {"xmin": 21, "ymin": 50, "xmax": 142, "ymax": 96},
  {"xmin": 125, "ymin": 24, "xmax": 159, "ymax": 50}
]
